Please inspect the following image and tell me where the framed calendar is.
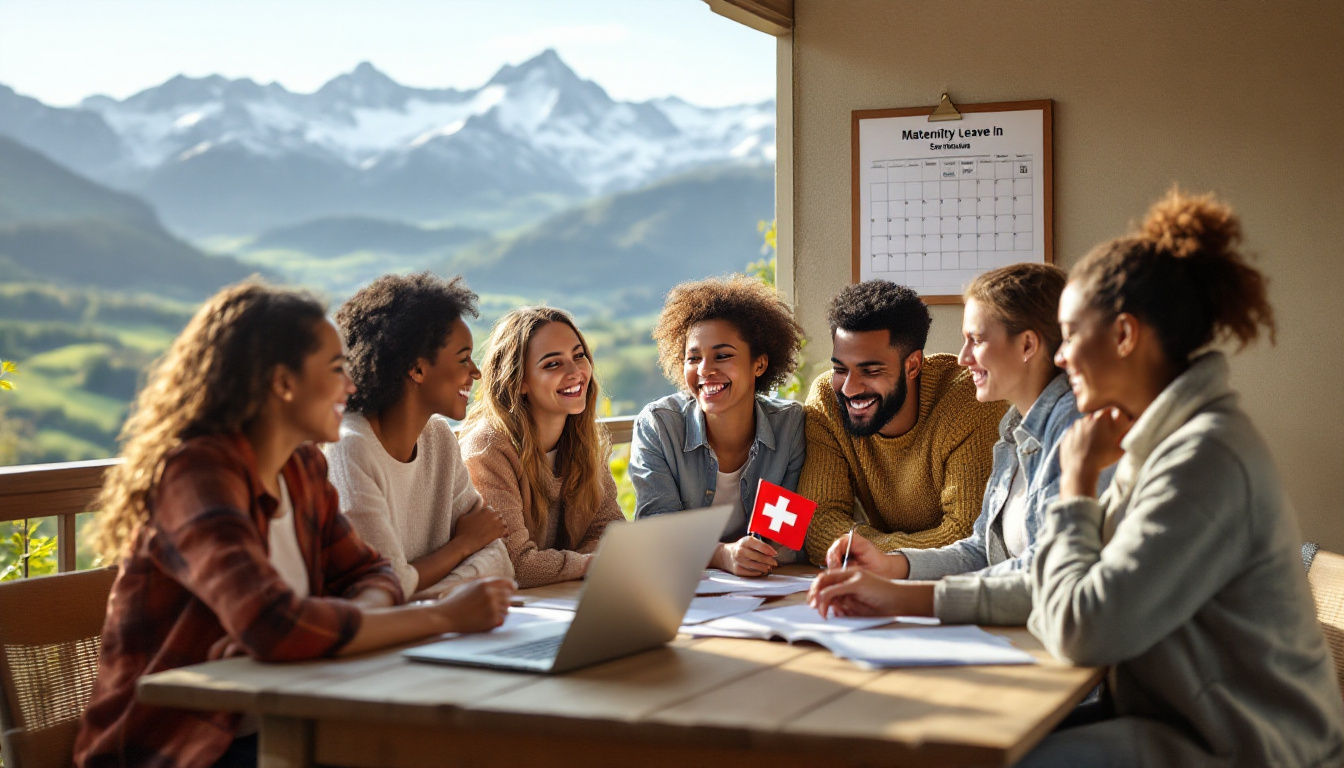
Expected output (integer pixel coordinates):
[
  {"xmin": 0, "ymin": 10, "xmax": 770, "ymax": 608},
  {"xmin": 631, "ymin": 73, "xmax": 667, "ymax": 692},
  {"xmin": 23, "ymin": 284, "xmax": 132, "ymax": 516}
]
[{"xmin": 852, "ymin": 100, "xmax": 1053, "ymax": 303}]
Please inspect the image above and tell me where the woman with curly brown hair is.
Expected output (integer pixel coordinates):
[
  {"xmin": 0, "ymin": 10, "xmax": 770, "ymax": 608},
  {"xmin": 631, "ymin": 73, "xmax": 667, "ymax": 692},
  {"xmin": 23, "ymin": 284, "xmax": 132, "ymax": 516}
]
[
  {"xmin": 75, "ymin": 281, "xmax": 513, "ymax": 768},
  {"xmin": 459, "ymin": 307, "xmax": 624, "ymax": 588},
  {"xmin": 1013, "ymin": 191, "xmax": 1343, "ymax": 766},
  {"xmin": 630, "ymin": 274, "xmax": 806, "ymax": 576},
  {"xmin": 326, "ymin": 273, "xmax": 512, "ymax": 602}
]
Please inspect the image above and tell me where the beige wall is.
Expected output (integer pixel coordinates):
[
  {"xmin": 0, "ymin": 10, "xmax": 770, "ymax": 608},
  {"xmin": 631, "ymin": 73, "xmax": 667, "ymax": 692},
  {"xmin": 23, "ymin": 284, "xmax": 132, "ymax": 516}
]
[{"xmin": 788, "ymin": 1, "xmax": 1344, "ymax": 549}]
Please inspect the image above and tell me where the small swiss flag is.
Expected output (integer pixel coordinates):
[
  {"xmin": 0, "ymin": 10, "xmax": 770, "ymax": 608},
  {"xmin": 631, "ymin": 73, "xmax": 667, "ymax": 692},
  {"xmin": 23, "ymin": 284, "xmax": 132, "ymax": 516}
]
[{"xmin": 748, "ymin": 480, "xmax": 817, "ymax": 551}]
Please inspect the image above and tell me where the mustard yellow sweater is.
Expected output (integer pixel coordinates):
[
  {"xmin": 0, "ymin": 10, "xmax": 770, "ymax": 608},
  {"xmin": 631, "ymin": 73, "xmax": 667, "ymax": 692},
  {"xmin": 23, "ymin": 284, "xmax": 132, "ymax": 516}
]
[{"xmin": 799, "ymin": 354, "xmax": 1006, "ymax": 565}]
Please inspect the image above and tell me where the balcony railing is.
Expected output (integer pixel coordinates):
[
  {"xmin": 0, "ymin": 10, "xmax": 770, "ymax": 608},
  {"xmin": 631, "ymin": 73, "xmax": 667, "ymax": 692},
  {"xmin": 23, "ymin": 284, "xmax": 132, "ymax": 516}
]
[{"xmin": 0, "ymin": 416, "xmax": 636, "ymax": 575}]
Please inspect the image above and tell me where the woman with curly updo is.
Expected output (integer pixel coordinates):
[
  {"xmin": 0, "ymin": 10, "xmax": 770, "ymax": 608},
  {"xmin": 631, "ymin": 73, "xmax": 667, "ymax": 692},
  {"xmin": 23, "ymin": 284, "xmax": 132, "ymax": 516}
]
[
  {"xmin": 1012, "ymin": 191, "xmax": 1343, "ymax": 766},
  {"xmin": 327, "ymin": 273, "xmax": 513, "ymax": 602},
  {"xmin": 630, "ymin": 274, "xmax": 806, "ymax": 576}
]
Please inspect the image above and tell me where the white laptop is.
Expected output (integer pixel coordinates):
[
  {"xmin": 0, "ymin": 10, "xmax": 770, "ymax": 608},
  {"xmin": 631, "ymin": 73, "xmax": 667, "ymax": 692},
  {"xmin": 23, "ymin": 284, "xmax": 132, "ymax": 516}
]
[{"xmin": 403, "ymin": 505, "xmax": 731, "ymax": 674}]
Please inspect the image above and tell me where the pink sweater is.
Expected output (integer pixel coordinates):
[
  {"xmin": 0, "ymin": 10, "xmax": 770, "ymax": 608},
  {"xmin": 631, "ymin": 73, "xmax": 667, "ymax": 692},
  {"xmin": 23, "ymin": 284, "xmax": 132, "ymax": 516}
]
[{"xmin": 459, "ymin": 421, "xmax": 625, "ymax": 588}]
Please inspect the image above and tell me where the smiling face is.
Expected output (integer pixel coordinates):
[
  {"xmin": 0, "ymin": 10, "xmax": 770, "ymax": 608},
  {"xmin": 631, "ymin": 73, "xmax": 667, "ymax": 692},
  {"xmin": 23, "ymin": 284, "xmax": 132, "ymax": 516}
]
[
  {"xmin": 1055, "ymin": 283, "xmax": 1126, "ymax": 413},
  {"xmin": 521, "ymin": 320, "xmax": 592, "ymax": 421},
  {"xmin": 412, "ymin": 317, "xmax": 480, "ymax": 421},
  {"xmin": 276, "ymin": 319, "xmax": 355, "ymax": 444},
  {"xmin": 683, "ymin": 319, "xmax": 766, "ymax": 417},
  {"xmin": 830, "ymin": 328, "xmax": 911, "ymax": 437},
  {"xmin": 958, "ymin": 298, "xmax": 1036, "ymax": 409}
]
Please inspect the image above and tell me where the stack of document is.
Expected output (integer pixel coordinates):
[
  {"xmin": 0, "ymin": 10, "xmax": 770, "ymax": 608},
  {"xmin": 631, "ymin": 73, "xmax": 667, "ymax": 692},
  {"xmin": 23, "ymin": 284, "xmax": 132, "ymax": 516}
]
[
  {"xmin": 683, "ymin": 603, "xmax": 1038, "ymax": 669},
  {"xmin": 695, "ymin": 570, "xmax": 815, "ymax": 598}
]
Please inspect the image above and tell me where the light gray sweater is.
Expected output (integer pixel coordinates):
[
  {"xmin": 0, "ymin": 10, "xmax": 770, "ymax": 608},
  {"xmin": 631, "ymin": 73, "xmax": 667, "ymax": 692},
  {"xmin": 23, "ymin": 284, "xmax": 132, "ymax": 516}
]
[
  {"xmin": 325, "ymin": 413, "xmax": 513, "ymax": 599},
  {"xmin": 1029, "ymin": 352, "xmax": 1344, "ymax": 766}
]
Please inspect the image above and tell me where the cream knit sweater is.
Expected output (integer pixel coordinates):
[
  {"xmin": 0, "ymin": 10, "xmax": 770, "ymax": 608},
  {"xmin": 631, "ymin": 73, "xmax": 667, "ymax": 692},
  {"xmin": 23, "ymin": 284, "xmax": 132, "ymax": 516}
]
[
  {"xmin": 325, "ymin": 413, "xmax": 513, "ymax": 600},
  {"xmin": 459, "ymin": 421, "xmax": 625, "ymax": 589},
  {"xmin": 799, "ymin": 354, "xmax": 1006, "ymax": 565}
]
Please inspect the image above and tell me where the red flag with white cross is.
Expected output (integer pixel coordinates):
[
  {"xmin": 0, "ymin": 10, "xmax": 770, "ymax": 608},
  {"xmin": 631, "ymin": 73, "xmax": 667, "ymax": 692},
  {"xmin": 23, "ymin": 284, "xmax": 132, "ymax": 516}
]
[{"xmin": 748, "ymin": 480, "xmax": 817, "ymax": 551}]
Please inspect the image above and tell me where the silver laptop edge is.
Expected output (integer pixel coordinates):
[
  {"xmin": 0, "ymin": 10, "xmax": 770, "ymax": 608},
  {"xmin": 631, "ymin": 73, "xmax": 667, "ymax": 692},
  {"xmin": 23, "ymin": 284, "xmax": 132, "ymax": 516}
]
[{"xmin": 404, "ymin": 505, "xmax": 731, "ymax": 673}]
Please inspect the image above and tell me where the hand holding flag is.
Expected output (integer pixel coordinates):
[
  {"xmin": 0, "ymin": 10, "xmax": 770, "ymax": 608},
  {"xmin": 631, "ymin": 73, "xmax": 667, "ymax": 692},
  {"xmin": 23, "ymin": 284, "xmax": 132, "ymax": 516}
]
[{"xmin": 748, "ymin": 480, "xmax": 817, "ymax": 552}]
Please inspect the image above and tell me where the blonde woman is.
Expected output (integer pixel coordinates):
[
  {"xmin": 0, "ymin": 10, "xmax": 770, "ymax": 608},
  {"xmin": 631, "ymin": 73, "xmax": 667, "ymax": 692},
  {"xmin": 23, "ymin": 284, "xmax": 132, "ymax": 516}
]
[
  {"xmin": 460, "ymin": 307, "xmax": 624, "ymax": 588},
  {"xmin": 75, "ymin": 282, "xmax": 513, "ymax": 768}
]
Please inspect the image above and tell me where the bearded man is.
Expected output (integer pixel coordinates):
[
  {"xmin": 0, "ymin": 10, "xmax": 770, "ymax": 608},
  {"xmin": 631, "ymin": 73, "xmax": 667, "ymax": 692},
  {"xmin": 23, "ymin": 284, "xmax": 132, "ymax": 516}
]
[{"xmin": 800, "ymin": 281, "xmax": 1005, "ymax": 565}]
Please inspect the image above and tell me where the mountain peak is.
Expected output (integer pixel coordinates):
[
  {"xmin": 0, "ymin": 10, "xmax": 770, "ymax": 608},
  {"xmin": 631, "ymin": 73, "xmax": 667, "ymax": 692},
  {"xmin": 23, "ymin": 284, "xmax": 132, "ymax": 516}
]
[
  {"xmin": 488, "ymin": 48, "xmax": 581, "ymax": 88},
  {"xmin": 316, "ymin": 61, "xmax": 408, "ymax": 109}
]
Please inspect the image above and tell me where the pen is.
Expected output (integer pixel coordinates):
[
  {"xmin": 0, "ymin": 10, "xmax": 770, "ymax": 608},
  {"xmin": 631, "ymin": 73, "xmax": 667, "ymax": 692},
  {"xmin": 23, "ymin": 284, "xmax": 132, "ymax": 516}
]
[{"xmin": 841, "ymin": 524, "xmax": 858, "ymax": 569}]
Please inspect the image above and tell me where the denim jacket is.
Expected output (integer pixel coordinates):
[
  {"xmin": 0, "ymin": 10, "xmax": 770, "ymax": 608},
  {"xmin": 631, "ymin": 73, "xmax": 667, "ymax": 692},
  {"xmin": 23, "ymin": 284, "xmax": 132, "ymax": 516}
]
[
  {"xmin": 630, "ymin": 393, "xmax": 806, "ymax": 557},
  {"xmin": 901, "ymin": 373, "xmax": 1111, "ymax": 624}
]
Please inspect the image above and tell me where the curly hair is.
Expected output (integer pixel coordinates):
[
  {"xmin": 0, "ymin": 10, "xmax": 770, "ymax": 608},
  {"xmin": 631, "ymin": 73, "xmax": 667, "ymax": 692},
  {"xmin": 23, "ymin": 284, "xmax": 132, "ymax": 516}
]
[
  {"xmin": 92, "ymin": 280, "xmax": 327, "ymax": 560},
  {"xmin": 1071, "ymin": 188, "xmax": 1275, "ymax": 363},
  {"xmin": 652, "ymin": 274, "xmax": 804, "ymax": 394},
  {"xmin": 335, "ymin": 272, "xmax": 479, "ymax": 416},
  {"xmin": 462, "ymin": 307, "xmax": 609, "ymax": 545},
  {"xmin": 827, "ymin": 280, "xmax": 931, "ymax": 355}
]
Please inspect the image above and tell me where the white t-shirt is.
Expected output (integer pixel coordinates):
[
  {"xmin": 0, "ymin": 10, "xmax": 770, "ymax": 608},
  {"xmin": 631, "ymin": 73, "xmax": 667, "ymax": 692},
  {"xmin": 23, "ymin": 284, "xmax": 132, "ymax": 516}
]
[
  {"xmin": 268, "ymin": 476, "xmax": 309, "ymax": 598},
  {"xmin": 1000, "ymin": 462, "xmax": 1030, "ymax": 558},
  {"xmin": 711, "ymin": 465, "xmax": 747, "ymax": 540}
]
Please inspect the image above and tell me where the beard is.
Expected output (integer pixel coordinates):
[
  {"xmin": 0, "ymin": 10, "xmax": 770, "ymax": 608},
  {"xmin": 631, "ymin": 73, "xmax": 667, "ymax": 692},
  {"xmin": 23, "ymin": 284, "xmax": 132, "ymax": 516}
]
[{"xmin": 836, "ymin": 373, "xmax": 907, "ymax": 438}]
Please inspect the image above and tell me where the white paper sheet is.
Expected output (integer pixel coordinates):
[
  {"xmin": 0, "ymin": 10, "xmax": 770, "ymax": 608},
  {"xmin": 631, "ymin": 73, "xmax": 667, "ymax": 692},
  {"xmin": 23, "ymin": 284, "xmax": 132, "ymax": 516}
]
[
  {"xmin": 521, "ymin": 595, "xmax": 764, "ymax": 625},
  {"xmin": 813, "ymin": 626, "xmax": 1037, "ymax": 668},
  {"xmin": 522, "ymin": 597, "xmax": 580, "ymax": 612},
  {"xmin": 682, "ymin": 596, "xmax": 765, "ymax": 625},
  {"xmin": 695, "ymin": 570, "xmax": 814, "ymax": 597},
  {"xmin": 682, "ymin": 602, "xmax": 892, "ymax": 639}
]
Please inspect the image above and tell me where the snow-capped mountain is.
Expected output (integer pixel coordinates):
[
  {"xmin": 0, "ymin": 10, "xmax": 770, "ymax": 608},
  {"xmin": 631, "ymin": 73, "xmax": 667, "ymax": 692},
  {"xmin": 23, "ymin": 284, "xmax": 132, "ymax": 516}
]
[{"xmin": 0, "ymin": 50, "xmax": 774, "ymax": 235}]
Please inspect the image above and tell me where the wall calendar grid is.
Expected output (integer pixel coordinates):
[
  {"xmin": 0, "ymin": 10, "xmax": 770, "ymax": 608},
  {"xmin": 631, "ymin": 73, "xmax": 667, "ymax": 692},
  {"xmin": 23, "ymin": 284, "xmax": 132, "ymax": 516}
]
[{"xmin": 852, "ymin": 101, "xmax": 1053, "ymax": 303}]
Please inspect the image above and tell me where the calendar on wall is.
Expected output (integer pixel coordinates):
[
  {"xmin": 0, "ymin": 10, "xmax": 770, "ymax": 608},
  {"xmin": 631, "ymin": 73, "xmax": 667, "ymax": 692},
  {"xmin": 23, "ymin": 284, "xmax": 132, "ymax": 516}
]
[{"xmin": 852, "ymin": 100, "xmax": 1053, "ymax": 303}]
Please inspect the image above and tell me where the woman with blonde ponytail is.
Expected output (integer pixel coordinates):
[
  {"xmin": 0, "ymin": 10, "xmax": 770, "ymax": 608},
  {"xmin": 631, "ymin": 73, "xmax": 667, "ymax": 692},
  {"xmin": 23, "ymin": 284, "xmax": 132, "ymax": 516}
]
[
  {"xmin": 1018, "ymin": 191, "xmax": 1343, "ymax": 766},
  {"xmin": 460, "ymin": 307, "xmax": 624, "ymax": 588},
  {"xmin": 76, "ymin": 281, "xmax": 514, "ymax": 768}
]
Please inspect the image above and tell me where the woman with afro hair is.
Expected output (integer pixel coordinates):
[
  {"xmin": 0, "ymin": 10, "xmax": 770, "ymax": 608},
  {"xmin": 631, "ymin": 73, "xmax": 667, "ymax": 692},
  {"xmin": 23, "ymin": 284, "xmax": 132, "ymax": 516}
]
[
  {"xmin": 327, "ymin": 273, "xmax": 513, "ymax": 601},
  {"xmin": 630, "ymin": 274, "xmax": 807, "ymax": 576}
]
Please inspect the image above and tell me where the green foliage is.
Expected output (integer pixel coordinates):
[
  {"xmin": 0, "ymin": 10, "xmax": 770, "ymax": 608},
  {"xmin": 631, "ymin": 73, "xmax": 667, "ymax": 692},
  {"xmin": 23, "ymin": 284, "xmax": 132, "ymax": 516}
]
[
  {"xmin": 750, "ymin": 219, "xmax": 807, "ymax": 402},
  {"xmin": 608, "ymin": 443, "xmax": 637, "ymax": 520},
  {"xmin": 0, "ymin": 519, "xmax": 58, "ymax": 581},
  {"xmin": 0, "ymin": 359, "xmax": 15, "ymax": 391}
]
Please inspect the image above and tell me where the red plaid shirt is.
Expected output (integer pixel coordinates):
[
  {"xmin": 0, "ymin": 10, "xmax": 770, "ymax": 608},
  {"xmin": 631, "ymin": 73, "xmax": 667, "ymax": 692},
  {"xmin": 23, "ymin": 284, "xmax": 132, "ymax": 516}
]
[{"xmin": 75, "ymin": 433, "xmax": 403, "ymax": 768}]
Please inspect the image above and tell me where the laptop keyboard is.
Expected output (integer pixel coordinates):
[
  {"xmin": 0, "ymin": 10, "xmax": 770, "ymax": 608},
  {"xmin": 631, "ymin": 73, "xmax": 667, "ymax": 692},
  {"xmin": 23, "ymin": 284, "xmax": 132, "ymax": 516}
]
[{"xmin": 490, "ymin": 634, "xmax": 564, "ymax": 661}]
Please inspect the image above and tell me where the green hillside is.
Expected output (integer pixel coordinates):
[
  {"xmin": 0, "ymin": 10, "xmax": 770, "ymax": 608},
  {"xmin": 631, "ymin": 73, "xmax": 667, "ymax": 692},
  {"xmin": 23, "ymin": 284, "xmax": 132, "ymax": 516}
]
[
  {"xmin": 0, "ymin": 134, "xmax": 154, "ymax": 228},
  {"xmin": 0, "ymin": 284, "xmax": 192, "ymax": 462},
  {"xmin": 248, "ymin": 215, "xmax": 488, "ymax": 258},
  {"xmin": 0, "ymin": 135, "xmax": 256, "ymax": 298},
  {"xmin": 448, "ymin": 164, "xmax": 774, "ymax": 315}
]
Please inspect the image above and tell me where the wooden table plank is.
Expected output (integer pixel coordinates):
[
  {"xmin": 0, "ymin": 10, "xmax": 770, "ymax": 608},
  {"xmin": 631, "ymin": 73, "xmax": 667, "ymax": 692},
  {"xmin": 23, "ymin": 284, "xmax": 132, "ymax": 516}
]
[
  {"xmin": 457, "ymin": 635, "xmax": 800, "ymax": 728},
  {"xmin": 650, "ymin": 644, "xmax": 885, "ymax": 732},
  {"xmin": 781, "ymin": 628, "xmax": 1103, "ymax": 764}
]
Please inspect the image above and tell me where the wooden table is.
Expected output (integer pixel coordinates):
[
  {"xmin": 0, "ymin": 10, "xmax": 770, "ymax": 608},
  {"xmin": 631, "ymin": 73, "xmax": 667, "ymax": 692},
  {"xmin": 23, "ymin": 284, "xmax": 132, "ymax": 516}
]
[{"xmin": 138, "ymin": 570, "xmax": 1102, "ymax": 768}]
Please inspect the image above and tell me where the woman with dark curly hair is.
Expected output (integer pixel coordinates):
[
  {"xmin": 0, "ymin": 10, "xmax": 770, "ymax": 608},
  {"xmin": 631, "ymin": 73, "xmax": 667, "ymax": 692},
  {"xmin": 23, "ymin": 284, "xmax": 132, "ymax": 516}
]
[
  {"xmin": 326, "ymin": 273, "xmax": 512, "ymax": 601},
  {"xmin": 630, "ymin": 274, "xmax": 806, "ymax": 576}
]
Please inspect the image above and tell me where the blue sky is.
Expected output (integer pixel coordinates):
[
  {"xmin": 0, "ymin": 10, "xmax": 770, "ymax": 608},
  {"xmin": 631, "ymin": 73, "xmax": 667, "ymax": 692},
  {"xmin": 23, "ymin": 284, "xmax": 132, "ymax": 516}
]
[{"xmin": 0, "ymin": 0, "xmax": 776, "ymax": 107}]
